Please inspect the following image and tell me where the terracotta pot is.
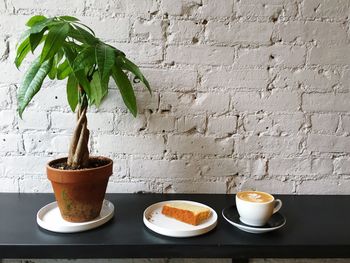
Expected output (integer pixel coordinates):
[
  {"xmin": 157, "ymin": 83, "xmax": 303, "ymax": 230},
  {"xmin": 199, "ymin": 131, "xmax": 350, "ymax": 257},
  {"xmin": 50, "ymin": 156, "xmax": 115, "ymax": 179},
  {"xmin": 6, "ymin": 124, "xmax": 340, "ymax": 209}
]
[{"xmin": 47, "ymin": 156, "xmax": 113, "ymax": 222}]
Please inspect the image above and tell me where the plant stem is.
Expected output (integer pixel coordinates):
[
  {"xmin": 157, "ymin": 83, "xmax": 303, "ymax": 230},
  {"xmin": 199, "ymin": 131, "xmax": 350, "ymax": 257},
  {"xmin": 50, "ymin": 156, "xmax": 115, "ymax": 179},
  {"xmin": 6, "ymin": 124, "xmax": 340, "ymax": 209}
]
[{"xmin": 67, "ymin": 86, "xmax": 90, "ymax": 168}]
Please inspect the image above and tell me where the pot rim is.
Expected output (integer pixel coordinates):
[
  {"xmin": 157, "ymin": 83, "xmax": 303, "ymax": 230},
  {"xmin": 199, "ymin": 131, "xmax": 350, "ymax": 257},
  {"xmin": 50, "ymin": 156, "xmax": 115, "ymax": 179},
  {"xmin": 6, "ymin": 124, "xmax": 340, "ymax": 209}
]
[{"xmin": 47, "ymin": 156, "xmax": 113, "ymax": 173}]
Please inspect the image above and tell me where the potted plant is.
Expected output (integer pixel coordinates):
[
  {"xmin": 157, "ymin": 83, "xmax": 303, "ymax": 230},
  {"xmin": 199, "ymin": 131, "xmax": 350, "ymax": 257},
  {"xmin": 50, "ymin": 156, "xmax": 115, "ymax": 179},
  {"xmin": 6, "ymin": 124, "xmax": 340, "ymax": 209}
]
[{"xmin": 15, "ymin": 15, "xmax": 151, "ymax": 222}]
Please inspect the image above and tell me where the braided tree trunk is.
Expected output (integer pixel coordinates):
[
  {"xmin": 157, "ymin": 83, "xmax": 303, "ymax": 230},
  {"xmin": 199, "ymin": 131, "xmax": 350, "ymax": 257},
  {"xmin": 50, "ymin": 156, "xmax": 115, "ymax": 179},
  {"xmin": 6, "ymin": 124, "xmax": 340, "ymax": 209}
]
[{"xmin": 67, "ymin": 89, "xmax": 90, "ymax": 169}]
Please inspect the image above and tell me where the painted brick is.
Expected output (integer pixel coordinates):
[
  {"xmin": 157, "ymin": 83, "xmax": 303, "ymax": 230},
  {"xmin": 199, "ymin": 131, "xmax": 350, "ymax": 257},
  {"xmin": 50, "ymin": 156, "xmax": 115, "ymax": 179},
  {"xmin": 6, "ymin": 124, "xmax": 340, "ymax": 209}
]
[
  {"xmin": 271, "ymin": 69, "xmax": 339, "ymax": 92},
  {"xmin": 140, "ymin": 68, "xmax": 197, "ymax": 92},
  {"xmin": 233, "ymin": 91, "xmax": 300, "ymax": 112},
  {"xmin": 147, "ymin": 113, "xmax": 176, "ymax": 133},
  {"xmin": 334, "ymin": 158, "xmax": 350, "ymax": 175},
  {"xmin": 206, "ymin": 22, "xmax": 273, "ymax": 45},
  {"xmin": 244, "ymin": 113, "xmax": 304, "ymax": 136},
  {"xmin": 109, "ymin": 159, "xmax": 129, "ymax": 180},
  {"xmin": 197, "ymin": 158, "xmax": 244, "ymax": 177},
  {"xmin": 115, "ymin": 113, "xmax": 147, "ymax": 134},
  {"xmin": 341, "ymin": 115, "xmax": 350, "ymax": 133},
  {"xmin": 309, "ymin": 46, "xmax": 350, "ymax": 66},
  {"xmin": 86, "ymin": 112, "xmax": 114, "ymax": 132},
  {"xmin": 107, "ymin": 181, "xmax": 155, "ymax": 193},
  {"xmin": 123, "ymin": 0, "xmax": 158, "ymax": 16},
  {"xmin": 0, "ymin": 133, "xmax": 22, "ymax": 152},
  {"xmin": 160, "ymin": 0, "xmax": 201, "ymax": 16},
  {"xmin": 9, "ymin": 0, "xmax": 84, "ymax": 11},
  {"xmin": 277, "ymin": 22, "xmax": 348, "ymax": 45},
  {"xmin": 99, "ymin": 89, "xmax": 158, "ymax": 113},
  {"xmin": 196, "ymin": 0, "xmax": 234, "ymax": 18},
  {"xmin": 307, "ymin": 134, "xmax": 350, "ymax": 153},
  {"xmin": 0, "ymin": 85, "xmax": 11, "ymax": 108},
  {"xmin": 0, "ymin": 155, "xmax": 48, "ymax": 176},
  {"xmin": 23, "ymin": 132, "xmax": 71, "ymax": 154},
  {"xmin": 83, "ymin": 17, "xmax": 129, "ymax": 41},
  {"xmin": 269, "ymin": 158, "xmax": 333, "ymax": 176},
  {"xmin": 236, "ymin": 46, "xmax": 306, "ymax": 68},
  {"xmin": 302, "ymin": 0, "xmax": 350, "ymax": 20},
  {"xmin": 311, "ymin": 114, "xmax": 339, "ymax": 134},
  {"xmin": 133, "ymin": 19, "xmax": 163, "ymax": 41},
  {"xmin": 0, "ymin": 177, "xmax": 18, "ymax": 192},
  {"xmin": 115, "ymin": 43, "xmax": 163, "ymax": 64},
  {"xmin": 297, "ymin": 179, "xmax": 350, "ymax": 194},
  {"xmin": 302, "ymin": 93, "xmax": 350, "ymax": 112},
  {"xmin": 0, "ymin": 61, "xmax": 23, "ymax": 84},
  {"xmin": 18, "ymin": 111, "xmax": 49, "ymax": 130},
  {"xmin": 130, "ymin": 159, "xmax": 199, "ymax": 179},
  {"xmin": 95, "ymin": 135, "xmax": 165, "ymax": 155},
  {"xmin": 167, "ymin": 135, "xmax": 234, "ymax": 155},
  {"xmin": 166, "ymin": 46, "xmax": 234, "ymax": 66},
  {"xmin": 198, "ymin": 158, "xmax": 266, "ymax": 177},
  {"xmin": 207, "ymin": 116, "xmax": 237, "ymax": 136},
  {"xmin": 201, "ymin": 69, "xmax": 269, "ymax": 91},
  {"xmin": 51, "ymin": 112, "xmax": 75, "ymax": 130},
  {"xmin": 164, "ymin": 180, "xmax": 227, "ymax": 194},
  {"xmin": 0, "ymin": 110, "xmax": 15, "ymax": 129},
  {"xmin": 235, "ymin": 0, "xmax": 298, "ymax": 19},
  {"xmin": 236, "ymin": 135, "xmax": 301, "ymax": 155},
  {"xmin": 19, "ymin": 174, "xmax": 52, "ymax": 193},
  {"xmin": 176, "ymin": 116, "xmax": 206, "ymax": 134},
  {"xmin": 0, "ymin": 0, "xmax": 5, "ymax": 12},
  {"xmin": 168, "ymin": 20, "xmax": 202, "ymax": 43},
  {"xmin": 29, "ymin": 84, "xmax": 69, "ymax": 111},
  {"xmin": 86, "ymin": 0, "xmax": 157, "ymax": 17},
  {"xmin": 160, "ymin": 92, "xmax": 229, "ymax": 115},
  {"xmin": 0, "ymin": 0, "xmax": 348, "ymax": 203}
]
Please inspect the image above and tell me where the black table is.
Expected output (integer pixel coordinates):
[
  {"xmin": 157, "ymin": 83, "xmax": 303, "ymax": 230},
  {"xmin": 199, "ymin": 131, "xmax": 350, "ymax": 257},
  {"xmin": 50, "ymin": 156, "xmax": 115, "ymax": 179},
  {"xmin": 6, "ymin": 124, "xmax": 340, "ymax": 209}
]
[{"xmin": 0, "ymin": 193, "xmax": 350, "ymax": 262}]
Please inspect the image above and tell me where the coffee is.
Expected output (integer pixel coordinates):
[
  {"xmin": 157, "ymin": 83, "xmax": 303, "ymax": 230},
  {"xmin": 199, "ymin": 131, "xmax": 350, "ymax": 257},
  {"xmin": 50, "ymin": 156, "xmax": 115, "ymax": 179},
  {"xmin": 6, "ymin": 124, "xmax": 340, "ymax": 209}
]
[
  {"xmin": 236, "ymin": 190, "xmax": 282, "ymax": 226},
  {"xmin": 237, "ymin": 191, "xmax": 273, "ymax": 203}
]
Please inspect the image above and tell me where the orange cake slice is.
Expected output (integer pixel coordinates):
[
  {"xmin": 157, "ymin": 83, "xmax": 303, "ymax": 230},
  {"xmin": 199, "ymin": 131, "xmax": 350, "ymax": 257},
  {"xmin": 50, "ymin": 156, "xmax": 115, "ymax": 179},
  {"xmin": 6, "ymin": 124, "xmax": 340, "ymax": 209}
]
[{"xmin": 161, "ymin": 202, "xmax": 211, "ymax": 225}]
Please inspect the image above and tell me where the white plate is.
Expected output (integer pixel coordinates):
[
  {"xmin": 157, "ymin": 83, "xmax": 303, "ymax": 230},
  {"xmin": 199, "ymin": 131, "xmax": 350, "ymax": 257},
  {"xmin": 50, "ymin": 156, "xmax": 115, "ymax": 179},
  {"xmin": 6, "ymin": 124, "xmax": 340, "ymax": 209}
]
[
  {"xmin": 143, "ymin": 200, "xmax": 217, "ymax": 238},
  {"xmin": 37, "ymin": 200, "xmax": 114, "ymax": 233},
  {"xmin": 222, "ymin": 205, "xmax": 286, "ymax": 234}
]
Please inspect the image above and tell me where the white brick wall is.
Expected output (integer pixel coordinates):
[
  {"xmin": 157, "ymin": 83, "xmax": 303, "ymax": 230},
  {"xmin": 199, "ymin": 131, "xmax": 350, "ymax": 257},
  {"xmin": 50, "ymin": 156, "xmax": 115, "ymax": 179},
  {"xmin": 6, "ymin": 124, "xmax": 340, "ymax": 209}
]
[
  {"xmin": 0, "ymin": 0, "xmax": 348, "ymax": 196},
  {"xmin": 0, "ymin": 0, "xmax": 349, "ymax": 262}
]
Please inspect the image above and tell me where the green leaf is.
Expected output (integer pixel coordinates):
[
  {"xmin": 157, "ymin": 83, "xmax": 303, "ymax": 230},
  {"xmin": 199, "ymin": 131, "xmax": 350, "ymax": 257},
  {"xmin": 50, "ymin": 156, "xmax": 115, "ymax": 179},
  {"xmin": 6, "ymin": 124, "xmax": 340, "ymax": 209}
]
[
  {"xmin": 17, "ymin": 58, "xmax": 52, "ymax": 117},
  {"xmin": 29, "ymin": 18, "xmax": 54, "ymax": 35},
  {"xmin": 66, "ymin": 74, "xmax": 79, "ymax": 111},
  {"xmin": 111, "ymin": 65, "xmax": 137, "ymax": 117},
  {"xmin": 117, "ymin": 56, "xmax": 151, "ymax": 94},
  {"xmin": 96, "ymin": 43, "xmax": 115, "ymax": 82},
  {"xmin": 26, "ymin": 15, "xmax": 47, "ymax": 27},
  {"xmin": 48, "ymin": 54, "xmax": 58, "ymax": 79},
  {"xmin": 29, "ymin": 30, "xmax": 45, "ymax": 53},
  {"xmin": 57, "ymin": 60, "xmax": 72, "ymax": 80},
  {"xmin": 72, "ymin": 47, "xmax": 95, "ymax": 72},
  {"xmin": 75, "ymin": 22, "xmax": 95, "ymax": 36},
  {"xmin": 90, "ymin": 71, "xmax": 108, "ymax": 107},
  {"xmin": 63, "ymin": 45, "xmax": 91, "ymax": 96},
  {"xmin": 74, "ymin": 70, "xmax": 91, "ymax": 97},
  {"xmin": 40, "ymin": 23, "xmax": 69, "ymax": 63},
  {"xmin": 59, "ymin": 16, "xmax": 79, "ymax": 22},
  {"xmin": 15, "ymin": 37, "xmax": 31, "ymax": 68},
  {"xmin": 62, "ymin": 44, "xmax": 77, "ymax": 65},
  {"xmin": 68, "ymin": 24, "xmax": 98, "ymax": 45}
]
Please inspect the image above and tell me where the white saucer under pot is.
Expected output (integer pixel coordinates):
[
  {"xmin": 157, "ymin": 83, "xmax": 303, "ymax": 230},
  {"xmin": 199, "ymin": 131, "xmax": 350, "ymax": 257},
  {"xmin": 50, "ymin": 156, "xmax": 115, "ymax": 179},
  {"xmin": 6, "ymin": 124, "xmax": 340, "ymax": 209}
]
[{"xmin": 37, "ymin": 200, "xmax": 114, "ymax": 233}]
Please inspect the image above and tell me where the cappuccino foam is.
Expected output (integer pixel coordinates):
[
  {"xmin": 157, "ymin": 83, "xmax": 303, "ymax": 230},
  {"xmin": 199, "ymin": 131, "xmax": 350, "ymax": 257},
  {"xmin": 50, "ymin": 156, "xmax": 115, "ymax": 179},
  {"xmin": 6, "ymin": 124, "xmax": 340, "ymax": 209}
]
[{"xmin": 237, "ymin": 191, "xmax": 273, "ymax": 203}]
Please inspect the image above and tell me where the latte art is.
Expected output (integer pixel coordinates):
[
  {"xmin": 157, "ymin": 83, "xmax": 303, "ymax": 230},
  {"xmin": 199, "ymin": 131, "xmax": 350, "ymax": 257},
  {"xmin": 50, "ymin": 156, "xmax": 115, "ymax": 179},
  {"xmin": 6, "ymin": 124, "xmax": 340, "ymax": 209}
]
[{"xmin": 237, "ymin": 191, "xmax": 273, "ymax": 203}]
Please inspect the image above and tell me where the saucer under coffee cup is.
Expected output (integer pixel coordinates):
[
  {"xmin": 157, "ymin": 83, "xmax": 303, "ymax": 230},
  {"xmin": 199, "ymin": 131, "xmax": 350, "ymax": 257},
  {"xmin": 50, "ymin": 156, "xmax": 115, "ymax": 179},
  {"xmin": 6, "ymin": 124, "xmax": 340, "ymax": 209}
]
[{"xmin": 236, "ymin": 190, "xmax": 282, "ymax": 227}]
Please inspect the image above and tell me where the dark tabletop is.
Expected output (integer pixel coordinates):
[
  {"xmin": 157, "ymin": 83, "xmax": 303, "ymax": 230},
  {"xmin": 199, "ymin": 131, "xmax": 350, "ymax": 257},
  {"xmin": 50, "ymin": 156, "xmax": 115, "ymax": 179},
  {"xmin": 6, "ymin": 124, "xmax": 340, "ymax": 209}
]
[{"xmin": 0, "ymin": 193, "xmax": 349, "ymax": 259}]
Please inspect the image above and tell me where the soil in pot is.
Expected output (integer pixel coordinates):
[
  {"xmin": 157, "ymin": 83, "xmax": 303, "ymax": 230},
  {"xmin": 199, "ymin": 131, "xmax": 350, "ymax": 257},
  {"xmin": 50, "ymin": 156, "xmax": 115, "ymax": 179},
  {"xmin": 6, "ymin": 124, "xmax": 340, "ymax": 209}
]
[{"xmin": 47, "ymin": 156, "xmax": 113, "ymax": 222}]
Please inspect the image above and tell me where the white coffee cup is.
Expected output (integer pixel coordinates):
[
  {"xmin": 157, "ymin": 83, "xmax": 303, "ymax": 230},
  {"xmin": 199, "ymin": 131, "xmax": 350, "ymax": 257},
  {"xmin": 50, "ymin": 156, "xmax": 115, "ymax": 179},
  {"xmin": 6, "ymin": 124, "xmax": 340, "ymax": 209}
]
[{"xmin": 236, "ymin": 190, "xmax": 282, "ymax": 227}]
